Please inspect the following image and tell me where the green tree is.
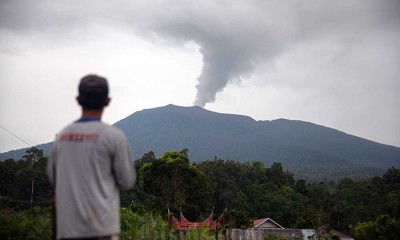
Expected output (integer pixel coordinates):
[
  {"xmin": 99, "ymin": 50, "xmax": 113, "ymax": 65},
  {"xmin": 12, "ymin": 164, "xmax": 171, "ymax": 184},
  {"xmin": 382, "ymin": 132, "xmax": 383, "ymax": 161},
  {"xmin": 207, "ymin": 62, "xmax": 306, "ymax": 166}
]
[
  {"xmin": 306, "ymin": 182, "xmax": 334, "ymax": 214},
  {"xmin": 383, "ymin": 167, "xmax": 400, "ymax": 187},
  {"xmin": 294, "ymin": 206, "xmax": 323, "ymax": 229},
  {"xmin": 386, "ymin": 190, "xmax": 400, "ymax": 218},
  {"xmin": 266, "ymin": 186, "xmax": 305, "ymax": 227},
  {"xmin": 267, "ymin": 162, "xmax": 295, "ymax": 186},
  {"xmin": 0, "ymin": 207, "xmax": 52, "ymax": 240},
  {"xmin": 22, "ymin": 148, "xmax": 51, "ymax": 202},
  {"xmin": 351, "ymin": 215, "xmax": 400, "ymax": 240},
  {"xmin": 7, "ymin": 148, "xmax": 50, "ymax": 202},
  {"xmin": 197, "ymin": 159, "xmax": 247, "ymax": 219},
  {"xmin": 139, "ymin": 150, "xmax": 210, "ymax": 218},
  {"xmin": 223, "ymin": 208, "xmax": 251, "ymax": 229},
  {"xmin": 140, "ymin": 151, "xmax": 156, "ymax": 163},
  {"xmin": 0, "ymin": 159, "xmax": 18, "ymax": 197},
  {"xmin": 295, "ymin": 179, "xmax": 307, "ymax": 194}
]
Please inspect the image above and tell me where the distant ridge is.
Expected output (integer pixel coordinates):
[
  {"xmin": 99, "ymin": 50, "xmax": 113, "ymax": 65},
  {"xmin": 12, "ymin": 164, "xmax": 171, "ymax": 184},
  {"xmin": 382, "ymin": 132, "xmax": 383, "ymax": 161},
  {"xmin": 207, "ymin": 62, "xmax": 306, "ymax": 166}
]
[
  {"xmin": 0, "ymin": 142, "xmax": 52, "ymax": 161},
  {"xmin": 1, "ymin": 104, "xmax": 399, "ymax": 181}
]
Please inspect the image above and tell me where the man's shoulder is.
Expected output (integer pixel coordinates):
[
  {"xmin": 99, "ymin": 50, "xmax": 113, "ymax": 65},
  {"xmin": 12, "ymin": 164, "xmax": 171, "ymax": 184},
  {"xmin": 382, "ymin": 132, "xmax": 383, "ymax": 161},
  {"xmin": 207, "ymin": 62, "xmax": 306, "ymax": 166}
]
[
  {"xmin": 76, "ymin": 121, "xmax": 124, "ymax": 135},
  {"xmin": 59, "ymin": 121, "xmax": 125, "ymax": 136},
  {"xmin": 101, "ymin": 124, "xmax": 126, "ymax": 138}
]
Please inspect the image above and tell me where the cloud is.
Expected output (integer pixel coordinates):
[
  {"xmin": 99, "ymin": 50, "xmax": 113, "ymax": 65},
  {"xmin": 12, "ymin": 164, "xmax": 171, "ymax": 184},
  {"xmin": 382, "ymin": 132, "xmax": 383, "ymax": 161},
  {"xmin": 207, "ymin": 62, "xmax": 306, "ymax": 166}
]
[
  {"xmin": 127, "ymin": 1, "xmax": 291, "ymax": 106},
  {"xmin": 116, "ymin": 0, "xmax": 400, "ymax": 107},
  {"xmin": 1, "ymin": 0, "xmax": 399, "ymax": 147},
  {"xmin": 1, "ymin": 1, "xmax": 399, "ymax": 107}
]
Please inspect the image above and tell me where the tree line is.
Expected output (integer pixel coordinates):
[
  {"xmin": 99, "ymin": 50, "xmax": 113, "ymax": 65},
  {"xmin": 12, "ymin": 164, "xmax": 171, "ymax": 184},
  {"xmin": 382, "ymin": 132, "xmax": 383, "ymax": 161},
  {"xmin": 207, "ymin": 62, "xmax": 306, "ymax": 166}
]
[{"xmin": 0, "ymin": 147, "xmax": 399, "ymax": 239}]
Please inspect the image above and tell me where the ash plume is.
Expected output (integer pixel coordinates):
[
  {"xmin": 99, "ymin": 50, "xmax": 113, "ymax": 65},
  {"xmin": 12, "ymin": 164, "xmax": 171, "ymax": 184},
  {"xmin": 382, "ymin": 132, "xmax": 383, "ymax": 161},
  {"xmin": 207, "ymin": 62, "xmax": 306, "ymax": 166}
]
[{"xmin": 1, "ymin": 0, "xmax": 399, "ymax": 109}]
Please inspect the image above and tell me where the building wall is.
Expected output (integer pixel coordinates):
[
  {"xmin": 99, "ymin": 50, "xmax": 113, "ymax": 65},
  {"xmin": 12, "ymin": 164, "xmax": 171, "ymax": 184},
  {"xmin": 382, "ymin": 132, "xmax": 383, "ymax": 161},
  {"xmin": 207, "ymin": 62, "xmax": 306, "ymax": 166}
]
[
  {"xmin": 225, "ymin": 229, "xmax": 353, "ymax": 240},
  {"xmin": 225, "ymin": 229, "xmax": 305, "ymax": 240}
]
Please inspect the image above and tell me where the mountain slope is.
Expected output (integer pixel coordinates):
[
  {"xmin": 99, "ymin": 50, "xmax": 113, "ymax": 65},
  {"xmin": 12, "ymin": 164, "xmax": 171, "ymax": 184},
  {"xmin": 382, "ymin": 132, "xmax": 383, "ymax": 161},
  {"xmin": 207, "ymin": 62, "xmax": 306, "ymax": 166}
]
[
  {"xmin": 1, "ymin": 104, "xmax": 399, "ymax": 180},
  {"xmin": 113, "ymin": 104, "xmax": 400, "ymax": 180}
]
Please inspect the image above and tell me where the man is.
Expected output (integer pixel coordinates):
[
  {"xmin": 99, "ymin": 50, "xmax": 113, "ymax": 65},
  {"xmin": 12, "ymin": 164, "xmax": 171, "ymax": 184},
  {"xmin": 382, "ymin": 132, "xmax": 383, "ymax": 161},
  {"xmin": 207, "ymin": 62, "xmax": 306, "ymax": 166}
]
[{"xmin": 47, "ymin": 74, "xmax": 136, "ymax": 240}]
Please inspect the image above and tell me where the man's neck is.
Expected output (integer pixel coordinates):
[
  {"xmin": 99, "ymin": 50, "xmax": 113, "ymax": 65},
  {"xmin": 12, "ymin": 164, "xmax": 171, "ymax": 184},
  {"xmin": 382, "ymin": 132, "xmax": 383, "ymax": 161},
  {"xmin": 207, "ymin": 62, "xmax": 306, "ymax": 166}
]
[{"xmin": 81, "ymin": 109, "xmax": 103, "ymax": 120}]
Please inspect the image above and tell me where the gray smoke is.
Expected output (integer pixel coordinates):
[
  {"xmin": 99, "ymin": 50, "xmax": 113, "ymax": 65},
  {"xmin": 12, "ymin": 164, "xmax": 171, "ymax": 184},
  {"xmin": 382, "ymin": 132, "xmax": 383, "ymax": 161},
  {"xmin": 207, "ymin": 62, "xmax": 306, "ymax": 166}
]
[
  {"xmin": 1, "ymin": 0, "xmax": 399, "ymax": 107},
  {"xmin": 120, "ymin": 0, "xmax": 400, "ymax": 107},
  {"xmin": 119, "ymin": 1, "xmax": 293, "ymax": 107}
]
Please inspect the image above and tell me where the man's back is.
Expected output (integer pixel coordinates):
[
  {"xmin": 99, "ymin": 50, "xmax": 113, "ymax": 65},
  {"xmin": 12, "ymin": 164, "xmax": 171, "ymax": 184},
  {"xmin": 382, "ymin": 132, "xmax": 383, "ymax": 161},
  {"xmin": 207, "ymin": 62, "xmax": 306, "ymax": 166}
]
[{"xmin": 48, "ymin": 119, "xmax": 136, "ymax": 239}]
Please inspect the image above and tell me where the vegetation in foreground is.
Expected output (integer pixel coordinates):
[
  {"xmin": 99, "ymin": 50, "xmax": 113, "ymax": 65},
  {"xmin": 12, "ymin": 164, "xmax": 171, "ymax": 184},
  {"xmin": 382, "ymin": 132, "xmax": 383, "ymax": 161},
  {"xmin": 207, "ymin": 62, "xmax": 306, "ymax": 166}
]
[{"xmin": 0, "ymin": 147, "xmax": 399, "ymax": 239}]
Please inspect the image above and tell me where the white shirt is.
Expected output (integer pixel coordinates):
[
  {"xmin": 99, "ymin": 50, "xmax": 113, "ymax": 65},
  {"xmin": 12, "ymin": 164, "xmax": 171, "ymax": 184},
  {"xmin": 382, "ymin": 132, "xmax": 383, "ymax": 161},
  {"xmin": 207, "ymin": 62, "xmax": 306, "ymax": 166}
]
[{"xmin": 47, "ymin": 120, "xmax": 136, "ymax": 239}]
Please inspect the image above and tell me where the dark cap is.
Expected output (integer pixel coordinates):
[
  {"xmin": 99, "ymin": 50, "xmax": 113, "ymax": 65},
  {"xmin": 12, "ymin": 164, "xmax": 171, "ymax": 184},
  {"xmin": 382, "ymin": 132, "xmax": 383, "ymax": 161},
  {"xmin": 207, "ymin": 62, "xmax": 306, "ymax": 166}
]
[
  {"xmin": 79, "ymin": 74, "xmax": 108, "ymax": 97},
  {"xmin": 78, "ymin": 74, "xmax": 109, "ymax": 109}
]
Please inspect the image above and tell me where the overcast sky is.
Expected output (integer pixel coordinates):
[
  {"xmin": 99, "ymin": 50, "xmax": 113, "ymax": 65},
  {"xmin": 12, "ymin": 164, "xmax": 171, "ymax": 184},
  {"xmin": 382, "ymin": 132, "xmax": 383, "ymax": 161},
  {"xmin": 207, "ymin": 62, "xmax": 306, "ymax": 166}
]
[{"xmin": 1, "ymin": 0, "xmax": 399, "ymax": 153}]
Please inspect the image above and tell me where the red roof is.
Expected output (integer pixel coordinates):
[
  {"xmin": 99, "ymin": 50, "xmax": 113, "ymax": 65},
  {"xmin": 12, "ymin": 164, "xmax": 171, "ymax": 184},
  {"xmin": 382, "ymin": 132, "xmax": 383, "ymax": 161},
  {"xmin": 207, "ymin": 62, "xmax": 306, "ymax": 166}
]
[
  {"xmin": 168, "ymin": 209, "xmax": 224, "ymax": 231},
  {"xmin": 253, "ymin": 218, "xmax": 268, "ymax": 227}
]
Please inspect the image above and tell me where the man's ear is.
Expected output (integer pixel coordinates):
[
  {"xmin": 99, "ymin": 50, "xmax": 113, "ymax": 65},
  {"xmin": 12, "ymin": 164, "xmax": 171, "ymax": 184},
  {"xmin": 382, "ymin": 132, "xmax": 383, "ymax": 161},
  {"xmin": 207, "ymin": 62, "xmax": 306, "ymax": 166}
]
[
  {"xmin": 104, "ymin": 97, "xmax": 111, "ymax": 107},
  {"xmin": 76, "ymin": 96, "xmax": 83, "ymax": 106}
]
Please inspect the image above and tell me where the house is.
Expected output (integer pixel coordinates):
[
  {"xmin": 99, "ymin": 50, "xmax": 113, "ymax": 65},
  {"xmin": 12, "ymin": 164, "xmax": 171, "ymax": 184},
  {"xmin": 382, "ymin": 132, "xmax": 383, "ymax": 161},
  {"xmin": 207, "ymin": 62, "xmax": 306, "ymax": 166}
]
[
  {"xmin": 252, "ymin": 218, "xmax": 284, "ymax": 229},
  {"xmin": 224, "ymin": 218, "xmax": 355, "ymax": 240},
  {"xmin": 225, "ymin": 228, "xmax": 308, "ymax": 240},
  {"xmin": 225, "ymin": 228, "xmax": 354, "ymax": 240}
]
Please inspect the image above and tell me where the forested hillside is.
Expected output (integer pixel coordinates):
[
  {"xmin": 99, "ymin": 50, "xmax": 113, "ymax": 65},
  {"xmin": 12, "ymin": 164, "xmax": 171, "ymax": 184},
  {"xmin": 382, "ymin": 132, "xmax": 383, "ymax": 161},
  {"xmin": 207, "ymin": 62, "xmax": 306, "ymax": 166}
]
[
  {"xmin": 115, "ymin": 105, "xmax": 400, "ymax": 181},
  {"xmin": 2, "ymin": 105, "xmax": 400, "ymax": 181},
  {"xmin": 1, "ymin": 147, "xmax": 399, "ymax": 239}
]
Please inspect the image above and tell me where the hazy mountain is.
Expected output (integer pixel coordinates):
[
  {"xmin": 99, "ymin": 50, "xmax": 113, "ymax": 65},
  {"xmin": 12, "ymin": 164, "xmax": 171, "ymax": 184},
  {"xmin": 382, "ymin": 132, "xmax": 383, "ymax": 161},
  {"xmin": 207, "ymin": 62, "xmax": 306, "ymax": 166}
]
[{"xmin": 1, "ymin": 104, "xmax": 399, "ymax": 181}]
